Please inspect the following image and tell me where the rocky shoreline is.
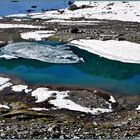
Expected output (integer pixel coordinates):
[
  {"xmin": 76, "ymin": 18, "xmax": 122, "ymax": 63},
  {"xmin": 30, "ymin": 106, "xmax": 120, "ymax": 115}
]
[{"xmin": 0, "ymin": 74, "xmax": 139, "ymax": 139}]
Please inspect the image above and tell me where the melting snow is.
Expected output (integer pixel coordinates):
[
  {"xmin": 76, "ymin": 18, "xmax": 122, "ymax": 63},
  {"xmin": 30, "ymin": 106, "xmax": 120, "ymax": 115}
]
[
  {"xmin": 70, "ymin": 39, "xmax": 140, "ymax": 64},
  {"xmin": 12, "ymin": 85, "xmax": 28, "ymax": 92},
  {"xmin": 20, "ymin": 30, "xmax": 55, "ymax": 41},
  {"xmin": 29, "ymin": 108, "xmax": 49, "ymax": 111},
  {"xmin": 0, "ymin": 82, "xmax": 13, "ymax": 91},
  {"xmin": 0, "ymin": 23, "xmax": 44, "ymax": 29},
  {"xmin": 0, "ymin": 77, "xmax": 10, "ymax": 85},
  {"xmin": 31, "ymin": 88, "xmax": 112, "ymax": 115},
  {"xmin": 25, "ymin": 88, "xmax": 32, "ymax": 93},
  {"xmin": 109, "ymin": 96, "xmax": 116, "ymax": 103},
  {"xmin": 136, "ymin": 105, "xmax": 140, "ymax": 110},
  {"xmin": 0, "ymin": 104, "xmax": 10, "ymax": 109},
  {"xmin": 31, "ymin": 88, "xmax": 65, "ymax": 103}
]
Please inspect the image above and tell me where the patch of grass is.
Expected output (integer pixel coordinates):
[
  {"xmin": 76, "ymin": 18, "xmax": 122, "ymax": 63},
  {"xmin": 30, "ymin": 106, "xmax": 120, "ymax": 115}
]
[
  {"xmin": 99, "ymin": 122, "xmax": 113, "ymax": 129},
  {"xmin": 47, "ymin": 36, "xmax": 64, "ymax": 42},
  {"xmin": 84, "ymin": 123, "xmax": 97, "ymax": 129},
  {"xmin": 10, "ymin": 101, "xmax": 28, "ymax": 109}
]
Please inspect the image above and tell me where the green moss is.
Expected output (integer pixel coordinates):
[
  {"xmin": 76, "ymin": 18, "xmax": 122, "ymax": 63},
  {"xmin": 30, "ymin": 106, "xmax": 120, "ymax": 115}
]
[
  {"xmin": 10, "ymin": 102, "xmax": 28, "ymax": 109},
  {"xmin": 100, "ymin": 122, "xmax": 113, "ymax": 129},
  {"xmin": 0, "ymin": 109, "xmax": 44, "ymax": 119},
  {"xmin": 84, "ymin": 123, "xmax": 97, "ymax": 129},
  {"xmin": 47, "ymin": 36, "xmax": 64, "ymax": 42}
]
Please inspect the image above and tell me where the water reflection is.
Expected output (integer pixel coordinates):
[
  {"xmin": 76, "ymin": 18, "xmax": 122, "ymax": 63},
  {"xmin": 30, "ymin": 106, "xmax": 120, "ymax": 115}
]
[{"xmin": 70, "ymin": 45, "xmax": 140, "ymax": 80}]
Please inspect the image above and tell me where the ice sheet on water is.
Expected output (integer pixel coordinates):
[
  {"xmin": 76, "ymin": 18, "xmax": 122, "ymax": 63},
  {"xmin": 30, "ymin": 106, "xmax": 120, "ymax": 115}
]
[{"xmin": 0, "ymin": 42, "xmax": 83, "ymax": 64}]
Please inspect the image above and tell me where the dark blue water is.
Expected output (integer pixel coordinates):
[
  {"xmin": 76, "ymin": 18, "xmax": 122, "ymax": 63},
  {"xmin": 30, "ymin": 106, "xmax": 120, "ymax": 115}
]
[{"xmin": 0, "ymin": 41, "xmax": 140, "ymax": 95}]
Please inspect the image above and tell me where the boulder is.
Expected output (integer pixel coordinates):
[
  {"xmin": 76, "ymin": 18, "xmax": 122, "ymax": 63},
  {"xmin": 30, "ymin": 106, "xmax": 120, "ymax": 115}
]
[
  {"xmin": 68, "ymin": 4, "xmax": 79, "ymax": 11},
  {"xmin": 70, "ymin": 28, "xmax": 80, "ymax": 33}
]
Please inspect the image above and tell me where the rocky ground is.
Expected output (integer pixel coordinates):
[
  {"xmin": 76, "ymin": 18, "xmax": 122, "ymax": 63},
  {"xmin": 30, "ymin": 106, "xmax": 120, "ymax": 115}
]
[{"xmin": 0, "ymin": 17, "xmax": 140, "ymax": 44}]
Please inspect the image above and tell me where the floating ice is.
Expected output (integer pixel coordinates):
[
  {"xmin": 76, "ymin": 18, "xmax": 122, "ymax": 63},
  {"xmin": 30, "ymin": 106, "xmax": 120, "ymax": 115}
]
[{"xmin": 0, "ymin": 42, "xmax": 83, "ymax": 64}]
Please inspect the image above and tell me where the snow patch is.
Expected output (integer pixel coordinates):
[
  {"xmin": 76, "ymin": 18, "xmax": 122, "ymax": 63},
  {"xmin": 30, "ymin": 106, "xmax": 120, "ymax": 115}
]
[
  {"xmin": 20, "ymin": 30, "xmax": 55, "ymax": 41},
  {"xmin": 28, "ymin": 108, "xmax": 49, "ymax": 111},
  {"xmin": 136, "ymin": 105, "xmax": 140, "ymax": 111},
  {"xmin": 50, "ymin": 91, "xmax": 112, "ymax": 115},
  {"xmin": 31, "ymin": 88, "xmax": 112, "ymax": 115},
  {"xmin": 0, "ymin": 82, "xmax": 13, "ymax": 91},
  {"xmin": 0, "ymin": 104, "xmax": 10, "ymax": 109},
  {"xmin": 12, "ymin": 85, "xmax": 28, "ymax": 92},
  {"xmin": 109, "ymin": 96, "xmax": 116, "ymax": 103},
  {"xmin": 31, "ymin": 88, "xmax": 59, "ymax": 103},
  {"xmin": 25, "ymin": 88, "xmax": 32, "ymax": 93},
  {"xmin": 0, "ymin": 23, "xmax": 44, "ymax": 29},
  {"xmin": 0, "ymin": 77, "xmax": 10, "ymax": 85},
  {"xmin": 70, "ymin": 39, "xmax": 140, "ymax": 64}
]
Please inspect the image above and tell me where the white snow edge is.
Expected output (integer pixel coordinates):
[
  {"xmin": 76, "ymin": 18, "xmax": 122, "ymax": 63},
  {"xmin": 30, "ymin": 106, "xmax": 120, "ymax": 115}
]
[
  {"xmin": 0, "ymin": 23, "xmax": 44, "ymax": 29},
  {"xmin": 70, "ymin": 39, "xmax": 140, "ymax": 64},
  {"xmin": 0, "ymin": 104, "xmax": 10, "ymax": 109},
  {"xmin": 136, "ymin": 105, "xmax": 140, "ymax": 111}
]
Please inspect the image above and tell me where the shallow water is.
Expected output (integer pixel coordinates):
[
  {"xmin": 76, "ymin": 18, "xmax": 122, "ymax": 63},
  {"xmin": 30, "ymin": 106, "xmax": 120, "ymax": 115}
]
[{"xmin": 0, "ymin": 41, "xmax": 140, "ymax": 95}]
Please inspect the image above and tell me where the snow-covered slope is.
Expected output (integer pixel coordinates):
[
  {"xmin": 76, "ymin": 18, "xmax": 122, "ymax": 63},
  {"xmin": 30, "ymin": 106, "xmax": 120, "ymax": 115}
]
[{"xmin": 7, "ymin": 1, "xmax": 140, "ymax": 23}]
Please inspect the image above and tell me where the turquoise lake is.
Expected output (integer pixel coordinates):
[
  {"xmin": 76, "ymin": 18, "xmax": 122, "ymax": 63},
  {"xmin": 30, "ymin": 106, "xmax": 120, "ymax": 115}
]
[{"xmin": 0, "ymin": 41, "xmax": 140, "ymax": 95}]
